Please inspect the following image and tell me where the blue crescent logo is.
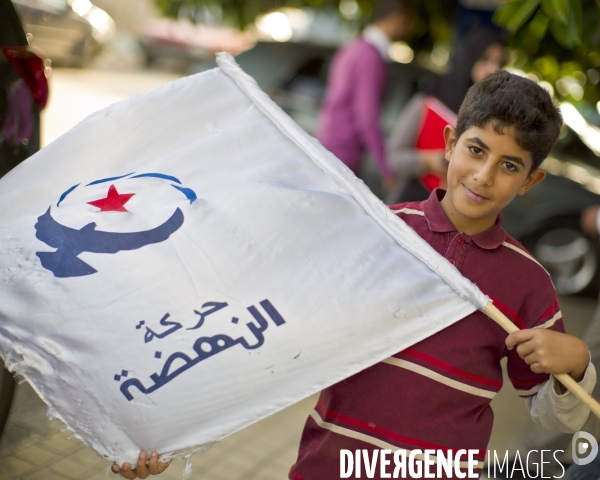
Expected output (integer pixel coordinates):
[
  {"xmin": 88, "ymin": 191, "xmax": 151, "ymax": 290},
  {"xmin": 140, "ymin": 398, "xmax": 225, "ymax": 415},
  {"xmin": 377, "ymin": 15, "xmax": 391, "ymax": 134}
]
[{"xmin": 35, "ymin": 172, "xmax": 197, "ymax": 278}]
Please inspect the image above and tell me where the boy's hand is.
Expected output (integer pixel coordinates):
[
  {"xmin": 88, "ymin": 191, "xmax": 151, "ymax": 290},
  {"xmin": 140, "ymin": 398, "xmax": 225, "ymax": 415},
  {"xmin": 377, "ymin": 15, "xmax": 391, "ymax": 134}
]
[
  {"xmin": 420, "ymin": 150, "xmax": 448, "ymax": 176},
  {"xmin": 111, "ymin": 451, "xmax": 169, "ymax": 479},
  {"xmin": 506, "ymin": 329, "xmax": 589, "ymax": 382}
]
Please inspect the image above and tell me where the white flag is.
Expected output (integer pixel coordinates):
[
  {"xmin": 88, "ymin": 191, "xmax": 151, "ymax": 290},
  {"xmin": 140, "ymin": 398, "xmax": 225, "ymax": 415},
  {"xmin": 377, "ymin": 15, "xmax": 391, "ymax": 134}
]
[{"xmin": 0, "ymin": 53, "xmax": 487, "ymax": 464}]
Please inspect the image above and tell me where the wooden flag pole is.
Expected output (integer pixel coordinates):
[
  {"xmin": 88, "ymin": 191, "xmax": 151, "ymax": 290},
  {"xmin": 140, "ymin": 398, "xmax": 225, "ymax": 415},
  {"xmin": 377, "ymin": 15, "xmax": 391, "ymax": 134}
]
[{"xmin": 483, "ymin": 301, "xmax": 600, "ymax": 420}]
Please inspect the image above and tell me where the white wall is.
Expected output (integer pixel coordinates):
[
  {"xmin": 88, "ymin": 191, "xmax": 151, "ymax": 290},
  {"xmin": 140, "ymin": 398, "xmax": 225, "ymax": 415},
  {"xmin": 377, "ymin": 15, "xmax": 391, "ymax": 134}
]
[{"xmin": 92, "ymin": 0, "xmax": 159, "ymax": 34}]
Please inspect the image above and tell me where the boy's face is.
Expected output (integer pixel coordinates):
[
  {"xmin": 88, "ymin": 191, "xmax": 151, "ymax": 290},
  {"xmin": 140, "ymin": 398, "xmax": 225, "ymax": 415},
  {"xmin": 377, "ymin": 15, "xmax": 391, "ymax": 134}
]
[{"xmin": 440, "ymin": 122, "xmax": 546, "ymax": 236}]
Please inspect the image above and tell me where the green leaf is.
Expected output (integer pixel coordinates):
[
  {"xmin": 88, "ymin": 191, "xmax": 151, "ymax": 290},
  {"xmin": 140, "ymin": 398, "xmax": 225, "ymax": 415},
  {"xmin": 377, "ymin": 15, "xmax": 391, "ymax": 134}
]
[
  {"xmin": 566, "ymin": 0, "xmax": 582, "ymax": 45},
  {"xmin": 541, "ymin": 0, "xmax": 569, "ymax": 24},
  {"xmin": 507, "ymin": 0, "xmax": 541, "ymax": 32},
  {"xmin": 560, "ymin": 61, "xmax": 583, "ymax": 75},
  {"xmin": 535, "ymin": 55, "xmax": 560, "ymax": 80},
  {"xmin": 528, "ymin": 10, "xmax": 550, "ymax": 38},
  {"xmin": 494, "ymin": 0, "xmax": 540, "ymax": 29},
  {"xmin": 494, "ymin": 0, "xmax": 524, "ymax": 26},
  {"xmin": 550, "ymin": 16, "xmax": 575, "ymax": 47}
]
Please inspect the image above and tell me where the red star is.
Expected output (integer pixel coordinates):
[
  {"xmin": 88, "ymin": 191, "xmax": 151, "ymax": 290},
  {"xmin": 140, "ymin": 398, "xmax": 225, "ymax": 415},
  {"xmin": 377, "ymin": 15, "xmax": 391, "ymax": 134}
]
[{"xmin": 87, "ymin": 184, "xmax": 135, "ymax": 212}]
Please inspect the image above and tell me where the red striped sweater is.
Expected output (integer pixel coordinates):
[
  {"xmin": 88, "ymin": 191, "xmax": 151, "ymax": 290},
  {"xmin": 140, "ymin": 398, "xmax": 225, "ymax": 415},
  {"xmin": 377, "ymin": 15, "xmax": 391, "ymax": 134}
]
[{"xmin": 289, "ymin": 189, "xmax": 564, "ymax": 480}]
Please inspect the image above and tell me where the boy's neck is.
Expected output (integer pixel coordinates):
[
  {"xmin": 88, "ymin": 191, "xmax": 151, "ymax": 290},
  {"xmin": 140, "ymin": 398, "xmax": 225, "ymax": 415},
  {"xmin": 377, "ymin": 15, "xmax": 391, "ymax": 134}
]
[{"xmin": 439, "ymin": 195, "xmax": 498, "ymax": 237}]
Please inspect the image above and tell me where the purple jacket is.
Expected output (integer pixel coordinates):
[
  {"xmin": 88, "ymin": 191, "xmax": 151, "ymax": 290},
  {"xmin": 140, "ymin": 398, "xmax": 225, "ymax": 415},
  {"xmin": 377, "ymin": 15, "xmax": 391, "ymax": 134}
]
[{"xmin": 317, "ymin": 37, "xmax": 392, "ymax": 179}]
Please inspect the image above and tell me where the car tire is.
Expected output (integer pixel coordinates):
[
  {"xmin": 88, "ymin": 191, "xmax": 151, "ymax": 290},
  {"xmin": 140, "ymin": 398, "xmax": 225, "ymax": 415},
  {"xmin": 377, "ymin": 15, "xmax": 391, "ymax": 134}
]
[
  {"xmin": 0, "ymin": 365, "xmax": 15, "ymax": 438},
  {"xmin": 522, "ymin": 217, "xmax": 600, "ymax": 297}
]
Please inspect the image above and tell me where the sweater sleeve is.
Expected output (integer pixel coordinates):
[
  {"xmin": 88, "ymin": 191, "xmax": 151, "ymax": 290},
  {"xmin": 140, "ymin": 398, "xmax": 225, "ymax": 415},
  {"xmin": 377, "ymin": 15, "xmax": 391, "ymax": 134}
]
[
  {"xmin": 525, "ymin": 359, "xmax": 596, "ymax": 433},
  {"xmin": 386, "ymin": 93, "xmax": 427, "ymax": 178},
  {"xmin": 510, "ymin": 292, "xmax": 597, "ymax": 433},
  {"xmin": 350, "ymin": 49, "xmax": 392, "ymax": 179},
  {"xmin": 384, "ymin": 93, "xmax": 428, "ymax": 204}
]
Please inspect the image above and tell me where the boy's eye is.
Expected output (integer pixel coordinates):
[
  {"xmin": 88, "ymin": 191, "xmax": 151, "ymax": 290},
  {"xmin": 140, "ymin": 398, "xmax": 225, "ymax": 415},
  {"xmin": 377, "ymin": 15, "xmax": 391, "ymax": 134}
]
[
  {"xmin": 503, "ymin": 162, "xmax": 518, "ymax": 172},
  {"xmin": 468, "ymin": 146, "xmax": 483, "ymax": 155}
]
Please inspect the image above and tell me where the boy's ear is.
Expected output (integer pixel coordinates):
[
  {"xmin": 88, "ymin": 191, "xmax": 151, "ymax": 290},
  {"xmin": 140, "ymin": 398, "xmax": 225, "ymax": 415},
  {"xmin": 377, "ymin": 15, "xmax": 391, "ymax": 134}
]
[
  {"xmin": 443, "ymin": 125, "xmax": 456, "ymax": 161},
  {"xmin": 518, "ymin": 168, "xmax": 546, "ymax": 195}
]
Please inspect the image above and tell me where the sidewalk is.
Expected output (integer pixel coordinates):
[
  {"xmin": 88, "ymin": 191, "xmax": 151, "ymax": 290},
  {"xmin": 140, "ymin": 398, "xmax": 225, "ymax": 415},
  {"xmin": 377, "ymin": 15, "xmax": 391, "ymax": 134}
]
[{"xmin": 0, "ymin": 385, "xmax": 316, "ymax": 480}]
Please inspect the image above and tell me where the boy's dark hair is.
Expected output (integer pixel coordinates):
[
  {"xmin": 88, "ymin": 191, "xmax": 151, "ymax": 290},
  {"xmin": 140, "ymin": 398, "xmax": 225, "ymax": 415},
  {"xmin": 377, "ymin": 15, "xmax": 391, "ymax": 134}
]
[
  {"xmin": 455, "ymin": 70, "xmax": 562, "ymax": 170},
  {"xmin": 372, "ymin": 0, "xmax": 414, "ymax": 22}
]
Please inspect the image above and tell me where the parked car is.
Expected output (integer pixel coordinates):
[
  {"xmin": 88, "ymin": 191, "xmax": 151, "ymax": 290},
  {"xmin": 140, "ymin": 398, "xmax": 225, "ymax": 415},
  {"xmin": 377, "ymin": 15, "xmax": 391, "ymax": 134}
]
[
  {"xmin": 0, "ymin": 0, "xmax": 51, "ymax": 437},
  {"xmin": 506, "ymin": 116, "xmax": 600, "ymax": 297},
  {"xmin": 12, "ymin": 0, "xmax": 115, "ymax": 68},
  {"xmin": 139, "ymin": 17, "xmax": 254, "ymax": 68},
  {"xmin": 192, "ymin": 41, "xmax": 600, "ymax": 296}
]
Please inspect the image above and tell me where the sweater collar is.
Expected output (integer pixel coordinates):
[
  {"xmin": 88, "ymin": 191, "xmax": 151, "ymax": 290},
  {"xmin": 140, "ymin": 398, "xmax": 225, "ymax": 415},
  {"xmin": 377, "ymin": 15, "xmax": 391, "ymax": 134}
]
[{"xmin": 362, "ymin": 25, "xmax": 391, "ymax": 62}]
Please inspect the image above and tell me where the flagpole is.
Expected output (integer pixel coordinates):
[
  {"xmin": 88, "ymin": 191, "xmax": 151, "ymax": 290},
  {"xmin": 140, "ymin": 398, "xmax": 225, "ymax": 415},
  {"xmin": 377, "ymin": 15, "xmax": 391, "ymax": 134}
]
[{"xmin": 483, "ymin": 302, "xmax": 600, "ymax": 419}]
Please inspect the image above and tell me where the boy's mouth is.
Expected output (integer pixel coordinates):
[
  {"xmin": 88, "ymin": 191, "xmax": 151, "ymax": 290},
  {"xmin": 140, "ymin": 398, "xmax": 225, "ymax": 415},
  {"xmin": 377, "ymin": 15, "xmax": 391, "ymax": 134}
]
[{"xmin": 463, "ymin": 185, "xmax": 489, "ymax": 202}]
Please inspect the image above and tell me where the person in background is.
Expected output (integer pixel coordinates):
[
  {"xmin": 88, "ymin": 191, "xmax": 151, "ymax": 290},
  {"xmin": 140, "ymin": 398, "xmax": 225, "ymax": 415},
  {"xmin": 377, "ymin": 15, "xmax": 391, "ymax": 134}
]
[
  {"xmin": 559, "ymin": 205, "xmax": 600, "ymax": 478},
  {"xmin": 559, "ymin": 205, "xmax": 600, "ymax": 480},
  {"xmin": 386, "ymin": 27, "xmax": 505, "ymax": 204},
  {"xmin": 317, "ymin": 0, "xmax": 414, "ymax": 192}
]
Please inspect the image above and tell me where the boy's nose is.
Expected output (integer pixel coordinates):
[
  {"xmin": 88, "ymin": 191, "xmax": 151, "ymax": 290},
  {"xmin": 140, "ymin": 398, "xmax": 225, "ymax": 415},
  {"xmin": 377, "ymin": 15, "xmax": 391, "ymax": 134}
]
[{"xmin": 472, "ymin": 162, "xmax": 494, "ymax": 186}]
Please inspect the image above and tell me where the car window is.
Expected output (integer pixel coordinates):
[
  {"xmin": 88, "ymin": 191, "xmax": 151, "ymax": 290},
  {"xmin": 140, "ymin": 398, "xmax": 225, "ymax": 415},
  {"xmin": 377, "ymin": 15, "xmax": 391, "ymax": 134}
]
[
  {"xmin": 0, "ymin": 0, "xmax": 27, "ymax": 46},
  {"xmin": 281, "ymin": 57, "xmax": 328, "ymax": 102}
]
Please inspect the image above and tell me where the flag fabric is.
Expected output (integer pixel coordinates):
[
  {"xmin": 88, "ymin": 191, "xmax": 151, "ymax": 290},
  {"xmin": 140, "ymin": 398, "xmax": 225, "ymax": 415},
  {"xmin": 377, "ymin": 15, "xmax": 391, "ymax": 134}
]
[{"xmin": 0, "ymin": 53, "xmax": 488, "ymax": 465}]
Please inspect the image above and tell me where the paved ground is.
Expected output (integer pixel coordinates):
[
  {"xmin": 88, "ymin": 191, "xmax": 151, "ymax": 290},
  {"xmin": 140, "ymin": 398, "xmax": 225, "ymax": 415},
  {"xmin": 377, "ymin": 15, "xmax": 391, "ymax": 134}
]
[
  {"xmin": 0, "ymin": 385, "xmax": 315, "ymax": 480},
  {"xmin": 40, "ymin": 68, "xmax": 182, "ymax": 147}
]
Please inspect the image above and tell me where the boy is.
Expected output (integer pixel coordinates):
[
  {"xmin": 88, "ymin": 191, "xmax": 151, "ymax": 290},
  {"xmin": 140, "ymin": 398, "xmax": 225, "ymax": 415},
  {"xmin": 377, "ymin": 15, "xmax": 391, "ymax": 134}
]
[
  {"xmin": 113, "ymin": 71, "xmax": 596, "ymax": 480},
  {"xmin": 289, "ymin": 70, "xmax": 595, "ymax": 479}
]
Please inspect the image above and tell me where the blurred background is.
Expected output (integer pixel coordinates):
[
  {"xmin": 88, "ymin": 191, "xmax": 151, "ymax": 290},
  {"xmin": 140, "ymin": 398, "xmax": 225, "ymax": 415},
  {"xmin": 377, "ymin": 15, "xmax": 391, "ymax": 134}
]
[{"xmin": 1, "ymin": 0, "xmax": 600, "ymax": 478}]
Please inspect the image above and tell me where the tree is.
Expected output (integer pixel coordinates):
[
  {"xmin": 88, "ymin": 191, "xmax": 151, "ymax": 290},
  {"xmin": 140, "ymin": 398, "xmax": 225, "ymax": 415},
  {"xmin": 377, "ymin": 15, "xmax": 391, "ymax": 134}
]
[
  {"xmin": 494, "ymin": 0, "xmax": 600, "ymax": 107},
  {"xmin": 153, "ymin": 0, "xmax": 457, "ymax": 58},
  {"xmin": 155, "ymin": 0, "xmax": 343, "ymax": 30},
  {"xmin": 153, "ymin": 0, "xmax": 600, "ymax": 105}
]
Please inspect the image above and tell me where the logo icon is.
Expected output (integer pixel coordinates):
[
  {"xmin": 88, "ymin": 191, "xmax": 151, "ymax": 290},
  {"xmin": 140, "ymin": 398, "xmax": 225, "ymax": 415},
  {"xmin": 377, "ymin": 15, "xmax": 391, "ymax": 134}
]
[
  {"xmin": 35, "ymin": 172, "xmax": 196, "ymax": 278},
  {"xmin": 573, "ymin": 431, "xmax": 598, "ymax": 465}
]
